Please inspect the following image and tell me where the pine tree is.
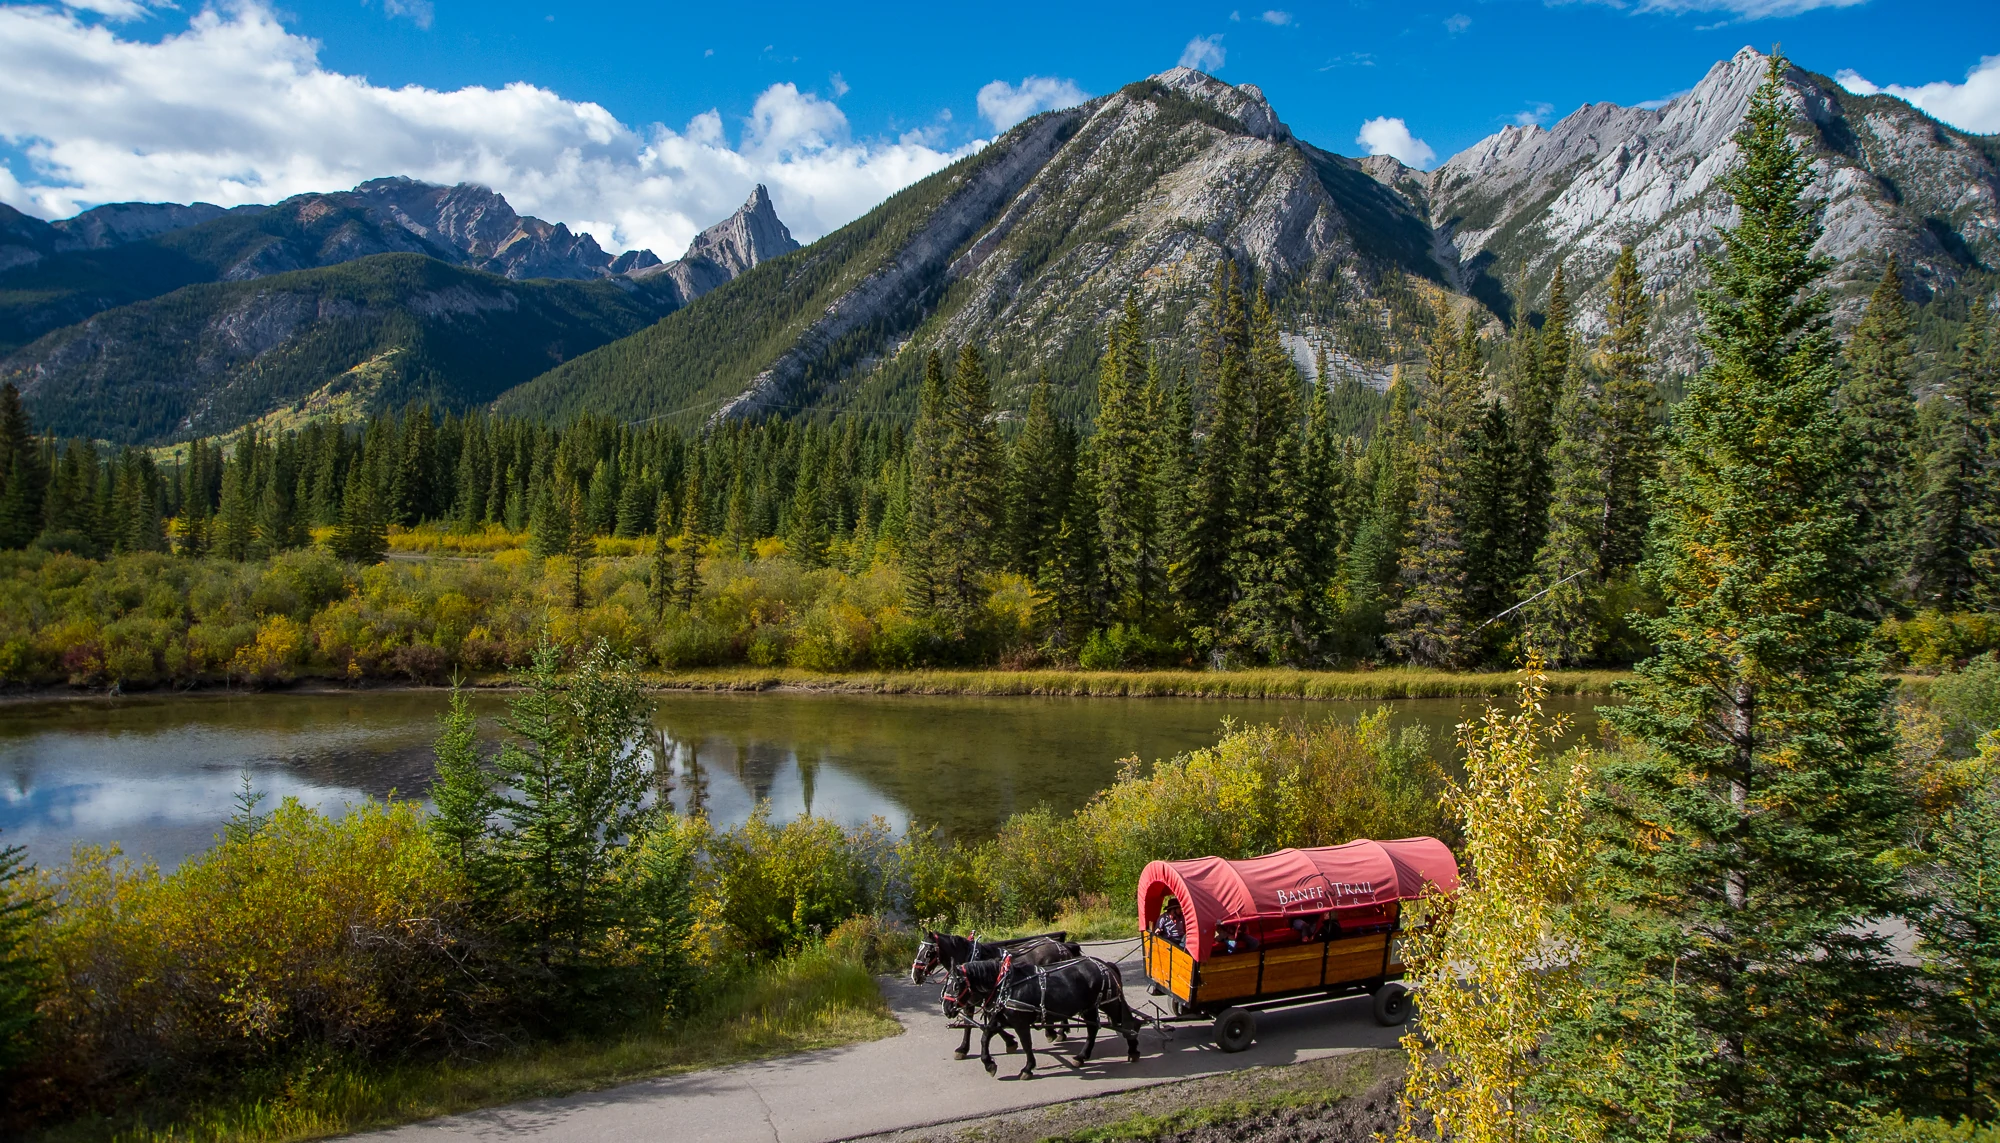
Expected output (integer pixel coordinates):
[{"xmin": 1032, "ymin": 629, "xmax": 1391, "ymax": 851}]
[
  {"xmin": 0, "ymin": 829, "xmax": 42, "ymax": 1081},
  {"xmin": 1839, "ymin": 260, "xmax": 1919, "ymax": 607},
  {"xmin": 1598, "ymin": 243, "xmax": 1659, "ymax": 577},
  {"xmin": 1508, "ymin": 265, "xmax": 1568, "ymax": 576},
  {"xmin": 1459, "ymin": 396, "xmax": 1519, "ymax": 629},
  {"xmin": 1006, "ymin": 374, "xmax": 1071, "ymax": 577},
  {"xmin": 903, "ymin": 351, "xmax": 950, "ymax": 615},
  {"xmin": 1335, "ymin": 367, "xmax": 1415, "ymax": 654},
  {"xmin": 926, "ymin": 345, "xmax": 1003, "ymax": 636},
  {"xmin": 1553, "ymin": 54, "xmax": 1913, "ymax": 1142},
  {"xmin": 1221, "ymin": 289, "xmax": 1311, "ymax": 663},
  {"xmin": 1912, "ymin": 301, "xmax": 1997, "ymax": 608},
  {"xmin": 331, "ymin": 457, "xmax": 388, "ymax": 563},
  {"xmin": 1186, "ymin": 261, "xmax": 1251, "ymax": 652},
  {"xmin": 1387, "ymin": 311, "xmax": 1482, "ymax": 668},
  {"xmin": 1097, "ymin": 294, "xmax": 1161, "ymax": 625},
  {"xmin": 674, "ymin": 459, "xmax": 704, "ymax": 610},
  {"xmin": 1036, "ymin": 452, "xmax": 1103, "ymax": 655},
  {"xmin": 0, "ymin": 385, "xmax": 43, "ymax": 550},
  {"xmin": 649, "ymin": 493, "xmax": 676, "ymax": 619},
  {"xmin": 428, "ymin": 687, "xmax": 494, "ymax": 875},
  {"xmin": 1153, "ymin": 375, "xmax": 1200, "ymax": 632},
  {"xmin": 1520, "ymin": 355, "xmax": 1608, "ymax": 666}
]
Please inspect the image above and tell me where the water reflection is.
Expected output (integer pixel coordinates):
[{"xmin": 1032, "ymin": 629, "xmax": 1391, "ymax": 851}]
[{"xmin": 0, "ymin": 689, "xmax": 1610, "ymax": 868}]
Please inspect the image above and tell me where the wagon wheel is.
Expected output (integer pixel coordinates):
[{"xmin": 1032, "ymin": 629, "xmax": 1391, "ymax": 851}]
[
  {"xmin": 1373, "ymin": 982, "xmax": 1415, "ymax": 1026},
  {"xmin": 1214, "ymin": 1007, "xmax": 1256, "ymax": 1053}
]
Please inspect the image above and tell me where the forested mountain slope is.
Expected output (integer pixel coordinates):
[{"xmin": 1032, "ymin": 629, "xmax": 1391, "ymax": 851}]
[
  {"xmin": 495, "ymin": 52, "xmax": 1997, "ymax": 428},
  {"xmin": 3, "ymin": 254, "xmax": 679, "ymax": 444},
  {"xmin": 0, "ymin": 186, "xmax": 797, "ymax": 441},
  {"xmin": 494, "ymin": 69, "xmax": 1452, "ymax": 426}
]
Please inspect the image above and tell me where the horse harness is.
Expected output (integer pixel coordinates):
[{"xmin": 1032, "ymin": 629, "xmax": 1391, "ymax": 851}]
[{"xmin": 994, "ymin": 952, "xmax": 1119, "ymax": 1027}]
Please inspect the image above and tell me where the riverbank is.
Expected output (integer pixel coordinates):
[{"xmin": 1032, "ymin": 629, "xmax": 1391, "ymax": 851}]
[{"xmin": 0, "ymin": 666, "xmax": 1635, "ymax": 705}]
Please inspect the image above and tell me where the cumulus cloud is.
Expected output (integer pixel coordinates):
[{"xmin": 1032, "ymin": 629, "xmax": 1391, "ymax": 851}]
[
  {"xmin": 0, "ymin": 3, "xmax": 970, "ymax": 256},
  {"xmin": 1179, "ymin": 34, "xmax": 1226, "ymax": 72},
  {"xmin": 1355, "ymin": 116, "xmax": 1437, "ymax": 168},
  {"xmin": 1444, "ymin": 13, "xmax": 1472, "ymax": 33},
  {"xmin": 976, "ymin": 76, "xmax": 1089, "ymax": 133},
  {"xmin": 1575, "ymin": 0, "xmax": 1865, "ymax": 16},
  {"xmin": 54, "ymin": 0, "xmax": 166, "ymax": 21},
  {"xmin": 1837, "ymin": 56, "xmax": 2000, "ymax": 134},
  {"xmin": 1260, "ymin": 10, "xmax": 1293, "ymax": 25}
]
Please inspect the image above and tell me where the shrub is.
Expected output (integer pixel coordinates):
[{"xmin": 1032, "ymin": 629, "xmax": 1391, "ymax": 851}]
[
  {"xmin": 1884, "ymin": 611, "xmax": 2000, "ymax": 670},
  {"xmin": 710, "ymin": 811, "xmax": 894, "ymax": 953},
  {"xmin": 824, "ymin": 915, "xmax": 916, "ymax": 975}
]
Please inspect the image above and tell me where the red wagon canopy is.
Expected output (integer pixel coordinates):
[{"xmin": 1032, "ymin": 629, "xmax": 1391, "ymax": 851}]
[{"xmin": 1137, "ymin": 838, "xmax": 1459, "ymax": 962}]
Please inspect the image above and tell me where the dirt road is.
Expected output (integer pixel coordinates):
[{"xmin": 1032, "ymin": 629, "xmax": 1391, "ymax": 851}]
[{"xmin": 361, "ymin": 939, "xmax": 1407, "ymax": 1143}]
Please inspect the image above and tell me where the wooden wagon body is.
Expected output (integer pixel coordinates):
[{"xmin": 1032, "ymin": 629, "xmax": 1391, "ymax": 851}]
[{"xmin": 1135, "ymin": 838, "xmax": 1457, "ymax": 1048}]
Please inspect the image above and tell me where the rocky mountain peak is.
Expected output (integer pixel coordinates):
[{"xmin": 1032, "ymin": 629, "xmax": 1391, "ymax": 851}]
[
  {"xmin": 684, "ymin": 184, "xmax": 798, "ymax": 277},
  {"xmin": 1145, "ymin": 67, "xmax": 1290, "ymax": 140},
  {"xmin": 639, "ymin": 183, "xmax": 801, "ymax": 305}
]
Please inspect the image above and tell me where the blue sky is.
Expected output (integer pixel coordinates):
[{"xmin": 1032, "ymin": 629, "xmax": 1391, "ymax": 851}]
[{"xmin": 1, "ymin": 0, "xmax": 1995, "ymax": 257}]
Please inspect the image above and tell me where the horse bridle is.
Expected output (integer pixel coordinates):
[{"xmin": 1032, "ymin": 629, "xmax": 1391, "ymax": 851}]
[{"xmin": 911, "ymin": 936, "xmax": 939, "ymax": 983}]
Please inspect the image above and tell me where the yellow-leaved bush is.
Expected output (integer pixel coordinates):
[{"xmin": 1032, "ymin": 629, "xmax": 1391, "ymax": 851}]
[{"xmin": 23, "ymin": 800, "xmax": 477, "ymax": 1104}]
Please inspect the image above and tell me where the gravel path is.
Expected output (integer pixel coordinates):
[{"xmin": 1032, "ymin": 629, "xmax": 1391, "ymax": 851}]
[{"xmin": 358, "ymin": 939, "xmax": 1407, "ymax": 1143}]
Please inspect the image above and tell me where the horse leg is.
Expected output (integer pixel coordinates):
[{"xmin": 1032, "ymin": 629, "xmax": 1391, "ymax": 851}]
[
  {"xmin": 979, "ymin": 1013, "xmax": 1001, "ymax": 1077},
  {"xmin": 1108, "ymin": 999, "xmax": 1141, "ymax": 1062},
  {"xmin": 992, "ymin": 1006, "xmax": 1019, "ymax": 1053},
  {"xmin": 955, "ymin": 1020, "xmax": 972, "ymax": 1060},
  {"xmin": 1016, "ymin": 1020, "xmax": 1036, "ymax": 1079},
  {"xmin": 1077, "ymin": 1006, "xmax": 1100, "ymax": 1065}
]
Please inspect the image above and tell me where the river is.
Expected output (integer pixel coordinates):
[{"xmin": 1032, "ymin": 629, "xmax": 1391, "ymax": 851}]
[{"xmin": 0, "ymin": 688, "xmax": 1611, "ymax": 867}]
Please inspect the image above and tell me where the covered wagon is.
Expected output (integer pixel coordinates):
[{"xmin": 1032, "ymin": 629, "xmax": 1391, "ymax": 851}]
[{"xmin": 1137, "ymin": 837, "xmax": 1459, "ymax": 1051}]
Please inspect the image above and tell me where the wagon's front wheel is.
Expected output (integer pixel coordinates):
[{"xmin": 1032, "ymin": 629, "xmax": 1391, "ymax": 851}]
[
  {"xmin": 1373, "ymin": 982, "xmax": 1414, "ymax": 1026},
  {"xmin": 1214, "ymin": 1007, "xmax": 1256, "ymax": 1053}
]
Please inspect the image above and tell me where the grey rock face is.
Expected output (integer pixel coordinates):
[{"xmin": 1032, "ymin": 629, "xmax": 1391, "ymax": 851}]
[
  {"xmin": 641, "ymin": 183, "xmax": 801, "ymax": 305},
  {"xmin": 50, "ymin": 201, "xmax": 245, "ymax": 249},
  {"xmin": 1423, "ymin": 47, "xmax": 2000, "ymax": 365}
]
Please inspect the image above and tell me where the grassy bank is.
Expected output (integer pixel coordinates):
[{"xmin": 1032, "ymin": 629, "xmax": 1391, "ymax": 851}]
[
  {"xmin": 638, "ymin": 666, "xmax": 1633, "ymax": 700},
  {"xmin": 36, "ymin": 949, "xmax": 897, "ymax": 1143}
]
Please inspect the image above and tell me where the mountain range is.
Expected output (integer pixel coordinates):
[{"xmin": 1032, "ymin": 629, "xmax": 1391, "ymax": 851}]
[{"xmin": 2, "ymin": 46, "xmax": 1994, "ymax": 444}]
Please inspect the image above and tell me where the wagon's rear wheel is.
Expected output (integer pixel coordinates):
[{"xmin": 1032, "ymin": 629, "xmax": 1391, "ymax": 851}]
[
  {"xmin": 1214, "ymin": 1007, "xmax": 1257, "ymax": 1052},
  {"xmin": 1373, "ymin": 982, "xmax": 1414, "ymax": 1026}
]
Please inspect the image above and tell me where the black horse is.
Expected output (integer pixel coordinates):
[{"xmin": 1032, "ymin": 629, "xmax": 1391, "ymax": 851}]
[
  {"xmin": 908, "ymin": 929, "xmax": 1072, "ymax": 984},
  {"xmin": 915, "ymin": 931, "xmax": 1081, "ymax": 1059},
  {"xmin": 964, "ymin": 953, "xmax": 1142, "ymax": 1079}
]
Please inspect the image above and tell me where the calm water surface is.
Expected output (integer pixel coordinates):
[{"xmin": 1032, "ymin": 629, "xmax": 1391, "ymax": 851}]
[{"xmin": 0, "ymin": 689, "xmax": 1610, "ymax": 867}]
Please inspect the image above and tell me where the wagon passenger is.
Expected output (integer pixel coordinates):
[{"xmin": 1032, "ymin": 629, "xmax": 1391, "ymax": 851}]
[
  {"xmin": 1216, "ymin": 923, "xmax": 1259, "ymax": 955},
  {"xmin": 1155, "ymin": 898, "xmax": 1186, "ymax": 947}
]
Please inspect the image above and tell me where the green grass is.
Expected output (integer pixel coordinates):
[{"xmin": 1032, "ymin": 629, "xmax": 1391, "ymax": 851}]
[
  {"xmin": 982, "ymin": 898, "xmax": 1141, "ymax": 943},
  {"xmin": 1038, "ymin": 1051, "xmax": 1400, "ymax": 1143},
  {"xmin": 638, "ymin": 666, "xmax": 1631, "ymax": 700},
  {"xmin": 35, "ymin": 948, "xmax": 898, "ymax": 1143}
]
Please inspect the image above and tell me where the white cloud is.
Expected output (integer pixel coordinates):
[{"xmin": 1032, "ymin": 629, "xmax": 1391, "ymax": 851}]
[
  {"xmin": 1179, "ymin": 34, "xmax": 1226, "ymax": 72},
  {"xmin": 1356, "ymin": 116, "xmax": 1437, "ymax": 168},
  {"xmin": 829, "ymin": 72, "xmax": 850, "ymax": 99},
  {"xmin": 380, "ymin": 0, "xmax": 434, "ymax": 30},
  {"xmin": 975, "ymin": 76, "xmax": 1089, "ymax": 133},
  {"xmin": 1444, "ymin": 13, "xmax": 1472, "ymax": 33},
  {"xmin": 1511, "ymin": 101, "xmax": 1555, "ymax": 126},
  {"xmin": 1635, "ymin": 89, "xmax": 1690, "ymax": 110},
  {"xmin": 1576, "ymin": 0, "xmax": 1866, "ymax": 16},
  {"xmin": 54, "ymin": 0, "xmax": 166, "ymax": 21},
  {"xmin": 1837, "ymin": 56, "xmax": 2000, "ymax": 134},
  {"xmin": 1260, "ymin": 10, "xmax": 1293, "ymax": 25},
  {"xmin": 0, "ymin": 3, "xmax": 972, "ymax": 256}
]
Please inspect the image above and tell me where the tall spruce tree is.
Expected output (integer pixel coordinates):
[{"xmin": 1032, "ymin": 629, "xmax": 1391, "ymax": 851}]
[
  {"xmin": 1387, "ymin": 310, "xmax": 1483, "ymax": 668},
  {"xmin": 1006, "ymin": 374, "xmax": 1072, "ymax": 577},
  {"xmin": 903, "ymin": 351, "xmax": 950, "ymax": 614},
  {"xmin": 0, "ymin": 384, "xmax": 43, "ymax": 550},
  {"xmin": 1153, "ymin": 374, "xmax": 1200, "ymax": 634},
  {"xmin": 1840, "ymin": 260, "xmax": 1919, "ymax": 607},
  {"xmin": 1912, "ymin": 301, "xmax": 1997, "ymax": 608},
  {"xmin": 1598, "ymin": 243, "xmax": 1659, "ymax": 577},
  {"xmin": 1221, "ymin": 289, "xmax": 1311, "ymax": 663},
  {"xmin": 927, "ymin": 345, "xmax": 1003, "ymax": 636},
  {"xmin": 1551, "ymin": 54, "xmax": 1913, "ymax": 1143},
  {"xmin": 1096, "ymin": 295, "xmax": 1162, "ymax": 625},
  {"xmin": 1520, "ymin": 354, "xmax": 1607, "ymax": 666},
  {"xmin": 1187, "ymin": 261, "xmax": 1250, "ymax": 652},
  {"xmin": 331, "ymin": 457, "xmax": 387, "ymax": 563}
]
